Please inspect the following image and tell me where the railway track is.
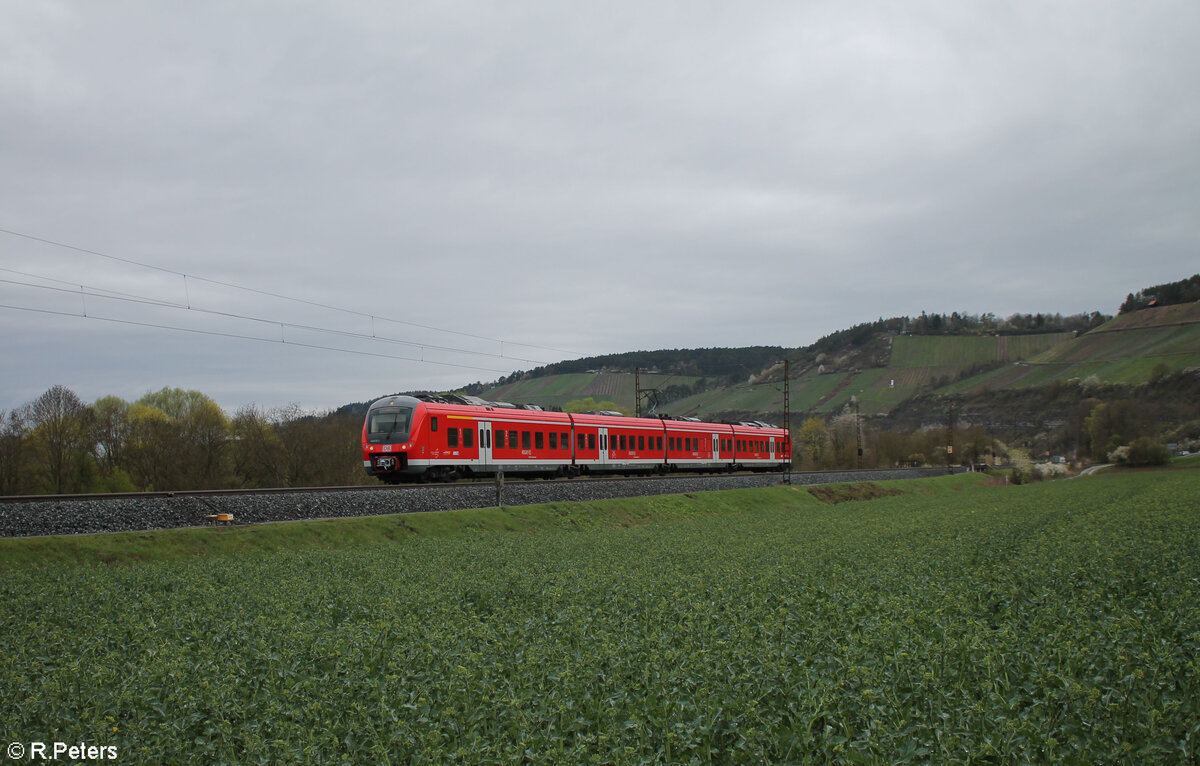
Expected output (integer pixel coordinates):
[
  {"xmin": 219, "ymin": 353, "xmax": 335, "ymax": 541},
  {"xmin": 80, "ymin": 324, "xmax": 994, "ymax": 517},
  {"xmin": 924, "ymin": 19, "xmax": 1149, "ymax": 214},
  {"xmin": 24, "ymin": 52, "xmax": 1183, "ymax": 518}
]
[{"xmin": 0, "ymin": 467, "xmax": 961, "ymax": 538}]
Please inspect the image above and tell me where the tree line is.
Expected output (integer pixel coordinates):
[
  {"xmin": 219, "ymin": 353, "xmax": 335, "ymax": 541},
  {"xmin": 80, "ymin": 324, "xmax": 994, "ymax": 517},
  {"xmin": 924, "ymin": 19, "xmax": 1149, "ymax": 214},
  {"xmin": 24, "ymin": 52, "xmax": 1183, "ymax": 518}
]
[
  {"xmin": 1, "ymin": 385, "xmax": 367, "ymax": 495},
  {"xmin": 1119, "ymin": 273, "xmax": 1200, "ymax": 314}
]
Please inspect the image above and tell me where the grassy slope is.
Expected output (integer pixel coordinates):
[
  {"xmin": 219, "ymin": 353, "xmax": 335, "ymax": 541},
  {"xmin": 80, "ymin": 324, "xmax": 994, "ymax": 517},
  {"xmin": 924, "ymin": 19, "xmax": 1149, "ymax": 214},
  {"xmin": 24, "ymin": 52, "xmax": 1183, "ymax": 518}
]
[
  {"xmin": 889, "ymin": 333, "xmax": 1071, "ymax": 368},
  {"xmin": 484, "ymin": 304, "xmax": 1199, "ymax": 417},
  {"xmin": 0, "ymin": 473, "xmax": 991, "ymax": 569},
  {"xmin": 485, "ymin": 373, "xmax": 701, "ymax": 411},
  {"xmin": 949, "ymin": 304, "xmax": 1200, "ymax": 392}
]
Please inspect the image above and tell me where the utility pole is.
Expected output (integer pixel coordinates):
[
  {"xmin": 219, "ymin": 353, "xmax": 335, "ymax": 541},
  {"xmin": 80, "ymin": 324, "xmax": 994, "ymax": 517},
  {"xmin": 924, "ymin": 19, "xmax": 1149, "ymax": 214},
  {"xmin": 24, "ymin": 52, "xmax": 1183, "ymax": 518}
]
[
  {"xmin": 635, "ymin": 366, "xmax": 667, "ymax": 418},
  {"xmin": 635, "ymin": 367, "xmax": 640, "ymax": 418},
  {"xmin": 854, "ymin": 395, "xmax": 863, "ymax": 469},
  {"xmin": 947, "ymin": 403, "xmax": 957, "ymax": 474},
  {"xmin": 782, "ymin": 358, "xmax": 791, "ymax": 485}
]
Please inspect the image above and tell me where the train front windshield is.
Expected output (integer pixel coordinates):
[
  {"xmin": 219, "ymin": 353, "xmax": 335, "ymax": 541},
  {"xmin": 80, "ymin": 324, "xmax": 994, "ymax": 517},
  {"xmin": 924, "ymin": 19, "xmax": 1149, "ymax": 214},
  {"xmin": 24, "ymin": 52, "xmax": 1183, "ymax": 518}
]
[{"xmin": 367, "ymin": 406, "xmax": 413, "ymax": 443}]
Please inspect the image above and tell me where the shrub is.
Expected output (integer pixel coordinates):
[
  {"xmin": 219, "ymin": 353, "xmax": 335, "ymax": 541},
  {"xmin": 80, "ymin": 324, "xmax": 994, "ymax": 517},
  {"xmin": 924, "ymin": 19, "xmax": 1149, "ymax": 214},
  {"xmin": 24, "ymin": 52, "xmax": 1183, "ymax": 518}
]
[
  {"xmin": 1008, "ymin": 448, "xmax": 1034, "ymax": 484},
  {"xmin": 1032, "ymin": 462, "xmax": 1069, "ymax": 480},
  {"xmin": 1124, "ymin": 437, "xmax": 1171, "ymax": 466}
]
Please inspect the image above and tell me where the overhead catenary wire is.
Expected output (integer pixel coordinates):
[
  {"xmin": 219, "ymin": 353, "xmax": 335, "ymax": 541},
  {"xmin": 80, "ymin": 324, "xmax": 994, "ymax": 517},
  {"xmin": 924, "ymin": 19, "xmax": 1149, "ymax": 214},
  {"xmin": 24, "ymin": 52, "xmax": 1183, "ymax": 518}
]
[
  {"xmin": 0, "ymin": 302, "xmax": 517, "ymax": 374},
  {"xmin": 0, "ymin": 274, "xmax": 554, "ymax": 366},
  {"xmin": 0, "ymin": 226, "xmax": 582, "ymax": 358}
]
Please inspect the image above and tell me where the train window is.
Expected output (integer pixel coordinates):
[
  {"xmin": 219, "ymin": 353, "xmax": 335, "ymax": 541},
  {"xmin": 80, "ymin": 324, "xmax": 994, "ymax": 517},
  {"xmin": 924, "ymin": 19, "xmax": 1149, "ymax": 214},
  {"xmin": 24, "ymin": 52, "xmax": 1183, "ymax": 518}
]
[
  {"xmin": 638, "ymin": 435, "xmax": 645, "ymax": 451},
  {"xmin": 430, "ymin": 417, "xmax": 438, "ymax": 432},
  {"xmin": 563, "ymin": 432, "xmax": 569, "ymax": 449},
  {"xmin": 549, "ymin": 432, "xmax": 557, "ymax": 450},
  {"xmin": 447, "ymin": 428, "xmax": 459, "ymax": 448},
  {"xmin": 535, "ymin": 432, "xmax": 544, "ymax": 449},
  {"xmin": 368, "ymin": 407, "xmax": 413, "ymax": 440},
  {"xmin": 464, "ymin": 428, "xmax": 474, "ymax": 448},
  {"xmin": 508, "ymin": 430, "xmax": 518, "ymax": 448},
  {"xmin": 522, "ymin": 431, "xmax": 531, "ymax": 449},
  {"xmin": 577, "ymin": 433, "xmax": 585, "ymax": 450},
  {"xmin": 496, "ymin": 430, "xmax": 505, "ymax": 449},
  {"xmin": 656, "ymin": 436, "xmax": 663, "ymax": 451},
  {"xmin": 588, "ymin": 433, "xmax": 596, "ymax": 450},
  {"xmin": 619, "ymin": 434, "xmax": 626, "ymax": 451}
]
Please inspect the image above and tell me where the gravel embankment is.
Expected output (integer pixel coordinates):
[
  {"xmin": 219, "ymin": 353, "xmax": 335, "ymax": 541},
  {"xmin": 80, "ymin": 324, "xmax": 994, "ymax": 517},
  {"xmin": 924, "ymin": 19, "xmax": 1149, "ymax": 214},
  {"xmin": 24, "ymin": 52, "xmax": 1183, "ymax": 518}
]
[{"xmin": 0, "ymin": 467, "xmax": 959, "ymax": 537}]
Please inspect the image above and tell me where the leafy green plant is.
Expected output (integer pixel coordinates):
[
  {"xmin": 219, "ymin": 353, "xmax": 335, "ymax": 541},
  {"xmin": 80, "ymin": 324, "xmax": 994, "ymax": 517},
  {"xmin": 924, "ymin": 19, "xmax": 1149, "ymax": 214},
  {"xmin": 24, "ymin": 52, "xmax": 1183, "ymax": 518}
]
[{"xmin": 1, "ymin": 472, "xmax": 1197, "ymax": 763}]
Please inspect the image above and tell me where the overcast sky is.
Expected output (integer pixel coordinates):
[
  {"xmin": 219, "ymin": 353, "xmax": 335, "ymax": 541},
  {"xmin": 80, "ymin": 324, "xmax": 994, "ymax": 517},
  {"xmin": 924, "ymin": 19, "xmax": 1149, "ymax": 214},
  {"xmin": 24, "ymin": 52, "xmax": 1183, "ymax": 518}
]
[{"xmin": 2, "ymin": 1, "xmax": 1197, "ymax": 414}]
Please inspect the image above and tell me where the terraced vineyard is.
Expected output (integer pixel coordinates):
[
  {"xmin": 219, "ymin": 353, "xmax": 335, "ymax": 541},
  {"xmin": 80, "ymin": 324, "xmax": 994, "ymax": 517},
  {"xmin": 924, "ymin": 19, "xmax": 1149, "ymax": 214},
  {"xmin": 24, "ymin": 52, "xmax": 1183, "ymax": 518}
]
[
  {"xmin": 888, "ymin": 333, "xmax": 1072, "ymax": 369},
  {"xmin": 2, "ymin": 472, "xmax": 1196, "ymax": 763},
  {"xmin": 949, "ymin": 304, "xmax": 1200, "ymax": 392}
]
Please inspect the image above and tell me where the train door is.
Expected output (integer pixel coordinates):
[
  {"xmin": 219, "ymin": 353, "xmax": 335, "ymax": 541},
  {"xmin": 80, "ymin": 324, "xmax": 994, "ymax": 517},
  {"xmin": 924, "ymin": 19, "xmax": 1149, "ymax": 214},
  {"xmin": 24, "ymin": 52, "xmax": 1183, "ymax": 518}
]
[
  {"xmin": 478, "ymin": 421, "xmax": 493, "ymax": 468},
  {"xmin": 598, "ymin": 427, "xmax": 609, "ymax": 466},
  {"xmin": 711, "ymin": 434, "xmax": 719, "ymax": 460}
]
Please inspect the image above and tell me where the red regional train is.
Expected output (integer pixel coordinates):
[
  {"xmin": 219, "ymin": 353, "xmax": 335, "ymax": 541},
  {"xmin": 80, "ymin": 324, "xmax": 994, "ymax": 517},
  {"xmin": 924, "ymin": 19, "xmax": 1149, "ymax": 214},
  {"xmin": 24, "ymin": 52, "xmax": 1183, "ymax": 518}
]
[{"xmin": 362, "ymin": 394, "xmax": 791, "ymax": 483}]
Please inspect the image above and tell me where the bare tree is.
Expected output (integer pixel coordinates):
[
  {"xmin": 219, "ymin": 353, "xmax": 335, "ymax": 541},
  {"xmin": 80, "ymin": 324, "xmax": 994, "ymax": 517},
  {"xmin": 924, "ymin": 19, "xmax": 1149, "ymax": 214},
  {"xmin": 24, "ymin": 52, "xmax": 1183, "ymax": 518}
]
[
  {"xmin": 0, "ymin": 407, "xmax": 33, "ymax": 494},
  {"xmin": 30, "ymin": 385, "xmax": 93, "ymax": 493}
]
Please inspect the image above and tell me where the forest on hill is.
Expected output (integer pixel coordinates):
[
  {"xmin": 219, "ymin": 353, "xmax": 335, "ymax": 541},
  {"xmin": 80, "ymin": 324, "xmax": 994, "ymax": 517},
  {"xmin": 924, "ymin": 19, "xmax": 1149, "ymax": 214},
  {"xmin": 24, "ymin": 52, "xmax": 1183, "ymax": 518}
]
[{"xmin": 1120, "ymin": 273, "xmax": 1200, "ymax": 314}]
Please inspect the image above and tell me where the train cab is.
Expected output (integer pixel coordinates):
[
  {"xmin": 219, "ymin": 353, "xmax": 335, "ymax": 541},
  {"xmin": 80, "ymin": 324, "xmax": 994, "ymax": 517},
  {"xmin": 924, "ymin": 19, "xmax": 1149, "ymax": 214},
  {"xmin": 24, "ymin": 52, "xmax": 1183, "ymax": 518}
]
[{"xmin": 362, "ymin": 395, "xmax": 422, "ymax": 482}]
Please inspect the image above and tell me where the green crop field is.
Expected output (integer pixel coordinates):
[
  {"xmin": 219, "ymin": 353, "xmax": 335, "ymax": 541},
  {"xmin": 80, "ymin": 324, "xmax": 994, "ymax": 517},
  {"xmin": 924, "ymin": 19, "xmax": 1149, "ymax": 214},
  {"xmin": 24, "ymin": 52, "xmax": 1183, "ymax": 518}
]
[{"xmin": 2, "ymin": 472, "xmax": 1198, "ymax": 763}]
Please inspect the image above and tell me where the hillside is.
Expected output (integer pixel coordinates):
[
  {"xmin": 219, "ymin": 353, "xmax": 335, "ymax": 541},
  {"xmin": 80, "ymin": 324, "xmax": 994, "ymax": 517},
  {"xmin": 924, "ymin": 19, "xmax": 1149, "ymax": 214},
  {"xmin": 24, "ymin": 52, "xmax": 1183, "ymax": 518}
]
[
  {"xmin": 944, "ymin": 302, "xmax": 1200, "ymax": 394},
  {"xmin": 477, "ymin": 299, "xmax": 1200, "ymax": 433}
]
